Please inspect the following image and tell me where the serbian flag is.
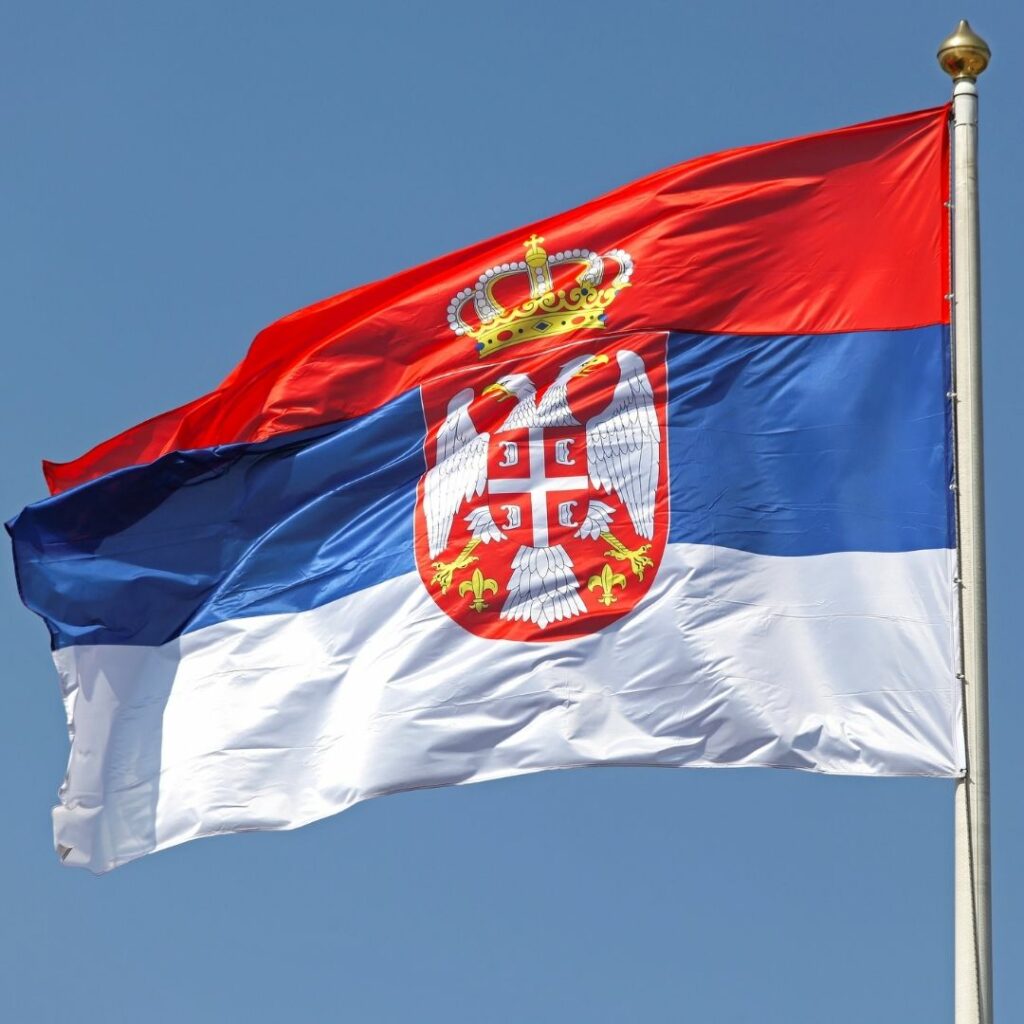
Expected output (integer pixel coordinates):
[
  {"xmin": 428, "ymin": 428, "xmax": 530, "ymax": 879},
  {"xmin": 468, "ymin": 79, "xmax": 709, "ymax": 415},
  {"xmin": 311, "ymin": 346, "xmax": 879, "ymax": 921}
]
[{"xmin": 8, "ymin": 107, "xmax": 960, "ymax": 872}]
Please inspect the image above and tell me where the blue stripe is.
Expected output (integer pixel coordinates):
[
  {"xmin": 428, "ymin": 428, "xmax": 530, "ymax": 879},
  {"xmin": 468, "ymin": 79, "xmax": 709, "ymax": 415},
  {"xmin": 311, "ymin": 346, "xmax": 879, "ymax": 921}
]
[
  {"xmin": 666, "ymin": 326, "xmax": 953, "ymax": 555},
  {"xmin": 9, "ymin": 392, "xmax": 426, "ymax": 648},
  {"xmin": 8, "ymin": 326, "xmax": 953, "ymax": 649}
]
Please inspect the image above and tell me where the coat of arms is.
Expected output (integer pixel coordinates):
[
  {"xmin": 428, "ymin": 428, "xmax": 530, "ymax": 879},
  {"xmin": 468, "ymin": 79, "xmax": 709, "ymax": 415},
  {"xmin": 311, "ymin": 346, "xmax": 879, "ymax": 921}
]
[{"xmin": 416, "ymin": 241, "xmax": 666, "ymax": 641}]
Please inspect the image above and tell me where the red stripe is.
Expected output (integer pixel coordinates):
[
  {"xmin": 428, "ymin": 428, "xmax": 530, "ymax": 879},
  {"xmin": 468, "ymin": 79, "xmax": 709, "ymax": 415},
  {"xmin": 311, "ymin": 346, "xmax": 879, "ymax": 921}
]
[{"xmin": 45, "ymin": 105, "xmax": 950, "ymax": 494}]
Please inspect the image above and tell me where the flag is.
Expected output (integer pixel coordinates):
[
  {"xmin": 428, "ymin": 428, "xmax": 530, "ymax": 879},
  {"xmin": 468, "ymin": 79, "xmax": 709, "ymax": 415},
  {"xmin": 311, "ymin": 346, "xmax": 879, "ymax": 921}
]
[{"xmin": 8, "ymin": 106, "xmax": 961, "ymax": 873}]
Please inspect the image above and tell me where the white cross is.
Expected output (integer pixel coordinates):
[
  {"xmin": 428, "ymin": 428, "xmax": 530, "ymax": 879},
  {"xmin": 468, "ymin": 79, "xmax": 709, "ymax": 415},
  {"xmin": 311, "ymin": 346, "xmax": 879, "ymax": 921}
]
[{"xmin": 488, "ymin": 428, "xmax": 588, "ymax": 547}]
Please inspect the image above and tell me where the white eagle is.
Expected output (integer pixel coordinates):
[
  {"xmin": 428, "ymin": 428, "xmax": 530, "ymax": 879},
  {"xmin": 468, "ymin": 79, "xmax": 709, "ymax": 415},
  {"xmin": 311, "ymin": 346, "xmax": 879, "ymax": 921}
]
[{"xmin": 423, "ymin": 350, "xmax": 660, "ymax": 629}]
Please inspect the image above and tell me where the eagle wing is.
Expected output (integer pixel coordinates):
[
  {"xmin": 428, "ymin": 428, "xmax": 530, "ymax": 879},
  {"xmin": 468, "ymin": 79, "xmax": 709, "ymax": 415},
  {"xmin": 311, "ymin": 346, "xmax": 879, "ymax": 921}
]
[
  {"xmin": 423, "ymin": 388, "xmax": 489, "ymax": 558},
  {"xmin": 586, "ymin": 350, "xmax": 660, "ymax": 540}
]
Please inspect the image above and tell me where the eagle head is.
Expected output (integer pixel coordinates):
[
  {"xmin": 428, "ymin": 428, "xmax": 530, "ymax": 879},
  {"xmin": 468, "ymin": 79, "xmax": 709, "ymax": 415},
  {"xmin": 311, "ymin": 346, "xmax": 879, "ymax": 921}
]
[{"xmin": 482, "ymin": 373, "xmax": 537, "ymax": 403}]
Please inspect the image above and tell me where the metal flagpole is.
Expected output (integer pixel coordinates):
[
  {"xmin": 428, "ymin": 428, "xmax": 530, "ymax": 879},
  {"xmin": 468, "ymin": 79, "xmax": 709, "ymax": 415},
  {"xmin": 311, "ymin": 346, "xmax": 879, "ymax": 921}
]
[{"xmin": 937, "ymin": 20, "xmax": 993, "ymax": 1024}]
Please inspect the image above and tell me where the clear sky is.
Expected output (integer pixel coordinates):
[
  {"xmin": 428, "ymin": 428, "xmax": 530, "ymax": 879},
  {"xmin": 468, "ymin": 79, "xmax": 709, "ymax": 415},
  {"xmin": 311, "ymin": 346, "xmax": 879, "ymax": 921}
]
[{"xmin": 2, "ymin": 2, "xmax": 1021, "ymax": 1021}]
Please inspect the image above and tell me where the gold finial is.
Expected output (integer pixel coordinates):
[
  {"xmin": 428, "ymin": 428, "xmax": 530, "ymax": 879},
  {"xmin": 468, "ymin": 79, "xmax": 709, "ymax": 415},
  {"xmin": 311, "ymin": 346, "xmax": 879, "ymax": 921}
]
[
  {"xmin": 525, "ymin": 233, "xmax": 546, "ymax": 259},
  {"xmin": 937, "ymin": 20, "xmax": 991, "ymax": 80}
]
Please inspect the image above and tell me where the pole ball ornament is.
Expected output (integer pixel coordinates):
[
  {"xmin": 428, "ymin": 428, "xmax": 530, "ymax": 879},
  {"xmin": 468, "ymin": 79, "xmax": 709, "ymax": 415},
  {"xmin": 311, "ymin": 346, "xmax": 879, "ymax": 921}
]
[{"xmin": 937, "ymin": 19, "xmax": 991, "ymax": 80}]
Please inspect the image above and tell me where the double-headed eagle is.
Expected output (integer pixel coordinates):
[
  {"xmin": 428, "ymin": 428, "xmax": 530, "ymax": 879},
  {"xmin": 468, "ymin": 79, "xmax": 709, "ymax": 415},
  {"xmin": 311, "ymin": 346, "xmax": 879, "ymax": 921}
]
[{"xmin": 424, "ymin": 349, "xmax": 660, "ymax": 629}]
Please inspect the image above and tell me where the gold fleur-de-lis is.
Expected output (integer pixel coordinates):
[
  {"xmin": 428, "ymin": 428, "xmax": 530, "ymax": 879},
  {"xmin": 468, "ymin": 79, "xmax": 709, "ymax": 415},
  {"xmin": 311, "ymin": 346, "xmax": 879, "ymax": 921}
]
[
  {"xmin": 459, "ymin": 568, "xmax": 498, "ymax": 612},
  {"xmin": 587, "ymin": 563, "xmax": 627, "ymax": 606}
]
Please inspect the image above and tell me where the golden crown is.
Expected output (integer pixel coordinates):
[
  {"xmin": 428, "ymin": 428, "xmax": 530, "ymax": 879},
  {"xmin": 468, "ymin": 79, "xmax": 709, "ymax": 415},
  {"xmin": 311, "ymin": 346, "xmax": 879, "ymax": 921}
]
[{"xmin": 447, "ymin": 235, "xmax": 634, "ymax": 358}]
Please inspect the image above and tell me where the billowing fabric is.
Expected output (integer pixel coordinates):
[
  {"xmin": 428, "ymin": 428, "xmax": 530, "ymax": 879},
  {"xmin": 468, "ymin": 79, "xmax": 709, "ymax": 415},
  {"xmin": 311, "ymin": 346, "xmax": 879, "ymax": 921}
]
[
  {"xmin": 13, "ymin": 327, "xmax": 952, "ymax": 648},
  {"xmin": 52, "ymin": 545, "xmax": 959, "ymax": 874},
  {"xmin": 7, "ymin": 107, "xmax": 961, "ymax": 872},
  {"xmin": 42, "ymin": 106, "xmax": 949, "ymax": 494}
]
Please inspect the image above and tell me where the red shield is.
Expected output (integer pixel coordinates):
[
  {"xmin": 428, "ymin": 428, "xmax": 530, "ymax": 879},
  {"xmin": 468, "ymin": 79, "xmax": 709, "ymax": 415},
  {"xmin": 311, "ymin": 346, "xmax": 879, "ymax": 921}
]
[
  {"xmin": 415, "ymin": 331, "xmax": 669, "ymax": 642},
  {"xmin": 486, "ymin": 426, "xmax": 590, "ymax": 550}
]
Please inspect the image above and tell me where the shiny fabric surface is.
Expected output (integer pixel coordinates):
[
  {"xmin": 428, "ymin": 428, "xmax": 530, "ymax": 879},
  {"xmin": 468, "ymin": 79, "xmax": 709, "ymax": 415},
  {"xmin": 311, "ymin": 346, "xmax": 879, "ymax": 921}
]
[
  {"xmin": 6, "ymin": 108, "xmax": 962, "ymax": 872},
  {"xmin": 11, "ymin": 328, "xmax": 952, "ymax": 648},
  {"xmin": 44, "ymin": 107, "xmax": 949, "ymax": 493}
]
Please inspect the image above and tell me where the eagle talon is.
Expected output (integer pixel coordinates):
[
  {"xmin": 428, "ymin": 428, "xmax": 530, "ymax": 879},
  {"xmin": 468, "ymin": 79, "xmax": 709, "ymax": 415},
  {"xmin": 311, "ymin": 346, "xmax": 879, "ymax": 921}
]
[
  {"xmin": 430, "ymin": 539, "xmax": 482, "ymax": 594},
  {"xmin": 600, "ymin": 532, "xmax": 653, "ymax": 582}
]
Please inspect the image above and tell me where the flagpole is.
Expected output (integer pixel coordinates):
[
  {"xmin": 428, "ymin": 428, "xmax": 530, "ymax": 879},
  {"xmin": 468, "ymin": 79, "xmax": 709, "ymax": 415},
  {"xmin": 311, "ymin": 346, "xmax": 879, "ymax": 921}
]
[{"xmin": 937, "ymin": 20, "xmax": 993, "ymax": 1024}]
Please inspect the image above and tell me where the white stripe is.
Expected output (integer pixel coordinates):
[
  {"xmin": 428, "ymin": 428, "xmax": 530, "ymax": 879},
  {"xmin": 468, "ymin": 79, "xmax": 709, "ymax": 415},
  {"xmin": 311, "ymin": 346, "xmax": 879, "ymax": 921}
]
[{"xmin": 51, "ymin": 543, "xmax": 961, "ymax": 872}]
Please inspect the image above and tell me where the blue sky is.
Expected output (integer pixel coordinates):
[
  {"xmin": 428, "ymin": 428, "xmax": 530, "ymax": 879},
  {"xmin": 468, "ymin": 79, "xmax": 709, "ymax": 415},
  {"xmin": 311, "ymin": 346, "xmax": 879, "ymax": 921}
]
[{"xmin": 2, "ymin": 2, "xmax": 1021, "ymax": 1021}]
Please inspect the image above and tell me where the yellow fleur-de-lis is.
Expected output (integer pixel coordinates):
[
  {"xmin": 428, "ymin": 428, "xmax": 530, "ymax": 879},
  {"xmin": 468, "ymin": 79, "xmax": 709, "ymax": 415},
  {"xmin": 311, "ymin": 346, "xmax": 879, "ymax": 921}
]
[
  {"xmin": 458, "ymin": 568, "xmax": 498, "ymax": 612},
  {"xmin": 587, "ymin": 563, "xmax": 627, "ymax": 606}
]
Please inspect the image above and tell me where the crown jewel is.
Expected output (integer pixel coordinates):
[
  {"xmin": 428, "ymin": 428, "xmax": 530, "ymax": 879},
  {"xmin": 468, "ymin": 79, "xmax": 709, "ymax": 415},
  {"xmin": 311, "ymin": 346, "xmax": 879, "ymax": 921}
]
[{"xmin": 447, "ymin": 236, "xmax": 634, "ymax": 358}]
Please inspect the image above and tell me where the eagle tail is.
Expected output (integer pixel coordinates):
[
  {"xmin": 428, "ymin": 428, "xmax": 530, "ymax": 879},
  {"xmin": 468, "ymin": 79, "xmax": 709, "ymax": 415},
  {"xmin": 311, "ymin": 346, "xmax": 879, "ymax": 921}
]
[{"xmin": 500, "ymin": 544, "xmax": 585, "ymax": 630}]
